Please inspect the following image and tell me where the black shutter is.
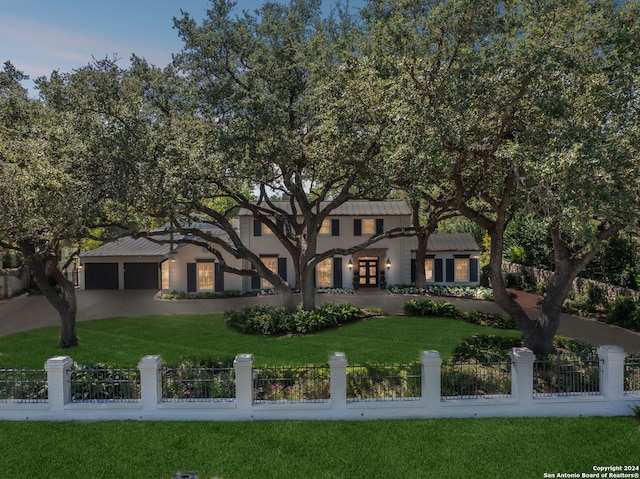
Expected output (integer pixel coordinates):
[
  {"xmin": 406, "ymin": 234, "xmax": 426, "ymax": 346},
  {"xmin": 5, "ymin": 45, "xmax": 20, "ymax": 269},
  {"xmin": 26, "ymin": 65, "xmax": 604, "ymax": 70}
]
[
  {"xmin": 333, "ymin": 257, "xmax": 343, "ymax": 288},
  {"xmin": 435, "ymin": 259, "xmax": 443, "ymax": 283},
  {"xmin": 253, "ymin": 219, "xmax": 262, "ymax": 236},
  {"xmin": 331, "ymin": 219, "xmax": 340, "ymax": 236},
  {"xmin": 376, "ymin": 218, "xmax": 384, "ymax": 235},
  {"xmin": 214, "ymin": 263, "xmax": 224, "ymax": 292},
  {"xmin": 446, "ymin": 258, "xmax": 455, "ymax": 282},
  {"xmin": 278, "ymin": 257, "xmax": 287, "ymax": 281},
  {"xmin": 354, "ymin": 219, "xmax": 362, "ymax": 236},
  {"xmin": 470, "ymin": 258, "xmax": 479, "ymax": 283},
  {"xmin": 411, "ymin": 259, "xmax": 416, "ymax": 283},
  {"xmin": 187, "ymin": 263, "xmax": 196, "ymax": 292},
  {"xmin": 276, "ymin": 219, "xmax": 284, "ymax": 232},
  {"xmin": 251, "ymin": 272, "xmax": 260, "ymax": 290}
]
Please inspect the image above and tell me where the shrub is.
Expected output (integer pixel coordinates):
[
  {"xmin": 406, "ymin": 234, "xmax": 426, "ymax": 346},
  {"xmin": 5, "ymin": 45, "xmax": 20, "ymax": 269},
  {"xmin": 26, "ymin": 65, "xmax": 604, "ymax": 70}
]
[
  {"xmin": 452, "ymin": 334, "xmax": 523, "ymax": 362},
  {"xmin": 403, "ymin": 299, "xmax": 457, "ymax": 318},
  {"xmin": 403, "ymin": 299, "xmax": 516, "ymax": 330},
  {"xmin": 603, "ymin": 296, "xmax": 640, "ymax": 331},
  {"xmin": 391, "ymin": 285, "xmax": 493, "ymax": 301},
  {"xmin": 584, "ymin": 283, "xmax": 606, "ymax": 310},
  {"xmin": 161, "ymin": 290, "xmax": 241, "ymax": 300},
  {"xmin": 224, "ymin": 303, "xmax": 364, "ymax": 335},
  {"xmin": 553, "ymin": 337, "xmax": 597, "ymax": 355},
  {"xmin": 505, "ymin": 272, "xmax": 525, "ymax": 290},
  {"xmin": 459, "ymin": 309, "xmax": 517, "ymax": 330},
  {"xmin": 563, "ymin": 291, "xmax": 593, "ymax": 315}
]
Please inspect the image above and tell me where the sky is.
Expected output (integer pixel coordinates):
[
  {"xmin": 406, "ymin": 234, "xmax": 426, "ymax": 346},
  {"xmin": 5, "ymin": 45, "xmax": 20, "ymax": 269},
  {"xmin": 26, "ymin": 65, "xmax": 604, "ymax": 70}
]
[{"xmin": 0, "ymin": 0, "xmax": 366, "ymax": 93}]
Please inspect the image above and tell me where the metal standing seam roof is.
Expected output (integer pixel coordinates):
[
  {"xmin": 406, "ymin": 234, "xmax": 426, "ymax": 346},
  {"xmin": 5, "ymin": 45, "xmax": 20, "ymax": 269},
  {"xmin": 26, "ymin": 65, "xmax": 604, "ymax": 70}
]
[
  {"xmin": 426, "ymin": 233, "xmax": 480, "ymax": 252},
  {"xmin": 80, "ymin": 236, "xmax": 172, "ymax": 258},
  {"xmin": 238, "ymin": 200, "xmax": 412, "ymax": 216},
  {"xmin": 80, "ymin": 224, "xmax": 232, "ymax": 258}
]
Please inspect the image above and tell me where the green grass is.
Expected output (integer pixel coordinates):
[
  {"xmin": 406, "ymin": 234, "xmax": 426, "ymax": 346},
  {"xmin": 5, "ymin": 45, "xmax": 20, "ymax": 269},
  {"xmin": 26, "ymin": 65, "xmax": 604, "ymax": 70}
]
[
  {"xmin": 0, "ymin": 313, "xmax": 522, "ymax": 367},
  {"xmin": 0, "ymin": 314, "xmax": 635, "ymax": 478},
  {"xmin": 0, "ymin": 417, "xmax": 637, "ymax": 479}
]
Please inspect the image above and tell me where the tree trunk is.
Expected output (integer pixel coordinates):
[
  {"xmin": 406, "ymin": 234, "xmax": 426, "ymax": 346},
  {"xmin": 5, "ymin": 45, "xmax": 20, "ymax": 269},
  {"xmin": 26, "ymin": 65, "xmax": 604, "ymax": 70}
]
[
  {"xmin": 300, "ymin": 262, "xmax": 316, "ymax": 311},
  {"xmin": 26, "ymin": 251, "xmax": 79, "ymax": 348},
  {"xmin": 485, "ymin": 229, "xmax": 541, "ymax": 349},
  {"xmin": 414, "ymin": 231, "xmax": 429, "ymax": 289}
]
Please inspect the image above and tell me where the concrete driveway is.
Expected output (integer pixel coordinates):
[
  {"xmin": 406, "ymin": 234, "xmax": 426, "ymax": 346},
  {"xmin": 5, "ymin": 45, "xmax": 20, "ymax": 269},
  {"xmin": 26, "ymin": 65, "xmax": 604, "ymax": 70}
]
[{"xmin": 1, "ymin": 289, "xmax": 639, "ymax": 353}]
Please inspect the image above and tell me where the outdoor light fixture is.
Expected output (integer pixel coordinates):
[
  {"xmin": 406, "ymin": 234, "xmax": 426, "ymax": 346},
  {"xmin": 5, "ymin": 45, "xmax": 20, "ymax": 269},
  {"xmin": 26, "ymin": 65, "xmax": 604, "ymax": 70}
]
[
  {"xmin": 385, "ymin": 258, "xmax": 391, "ymax": 270},
  {"xmin": 348, "ymin": 258, "xmax": 353, "ymax": 269}
]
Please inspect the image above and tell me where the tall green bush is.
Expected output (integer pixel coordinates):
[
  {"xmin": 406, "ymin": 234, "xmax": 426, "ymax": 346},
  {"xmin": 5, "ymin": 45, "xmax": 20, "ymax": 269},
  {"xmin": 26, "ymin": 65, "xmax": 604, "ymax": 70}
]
[{"xmin": 603, "ymin": 296, "xmax": 640, "ymax": 331}]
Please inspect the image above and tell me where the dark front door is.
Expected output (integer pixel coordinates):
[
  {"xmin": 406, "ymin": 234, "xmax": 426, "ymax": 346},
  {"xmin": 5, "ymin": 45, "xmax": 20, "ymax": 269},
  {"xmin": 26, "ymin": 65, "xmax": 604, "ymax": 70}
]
[{"xmin": 358, "ymin": 258, "xmax": 378, "ymax": 287}]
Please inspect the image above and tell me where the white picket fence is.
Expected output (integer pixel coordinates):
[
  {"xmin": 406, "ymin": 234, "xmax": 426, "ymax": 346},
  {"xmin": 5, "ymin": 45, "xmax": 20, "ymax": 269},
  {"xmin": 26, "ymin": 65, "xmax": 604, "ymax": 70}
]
[{"xmin": 1, "ymin": 345, "xmax": 638, "ymax": 421}]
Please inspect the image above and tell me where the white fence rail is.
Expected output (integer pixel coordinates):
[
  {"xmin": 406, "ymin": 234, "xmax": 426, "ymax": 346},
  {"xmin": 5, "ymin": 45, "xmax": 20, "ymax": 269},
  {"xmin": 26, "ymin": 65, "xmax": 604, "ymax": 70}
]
[{"xmin": 0, "ymin": 346, "xmax": 638, "ymax": 421}]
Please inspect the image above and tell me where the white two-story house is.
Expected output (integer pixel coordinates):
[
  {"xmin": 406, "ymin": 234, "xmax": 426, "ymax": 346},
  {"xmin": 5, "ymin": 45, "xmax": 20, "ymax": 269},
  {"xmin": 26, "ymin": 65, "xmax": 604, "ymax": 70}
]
[{"xmin": 78, "ymin": 200, "xmax": 480, "ymax": 292}]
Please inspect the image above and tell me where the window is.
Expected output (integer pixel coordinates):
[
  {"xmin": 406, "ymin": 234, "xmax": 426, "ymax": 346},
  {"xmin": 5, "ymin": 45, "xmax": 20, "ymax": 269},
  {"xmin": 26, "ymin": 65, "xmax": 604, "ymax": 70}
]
[
  {"xmin": 454, "ymin": 258, "xmax": 469, "ymax": 281},
  {"xmin": 424, "ymin": 259, "xmax": 434, "ymax": 282},
  {"xmin": 197, "ymin": 262, "xmax": 214, "ymax": 290},
  {"xmin": 262, "ymin": 257, "xmax": 278, "ymax": 288},
  {"xmin": 319, "ymin": 219, "xmax": 331, "ymax": 235},
  {"xmin": 317, "ymin": 258, "xmax": 332, "ymax": 287},
  {"xmin": 361, "ymin": 219, "xmax": 374, "ymax": 235},
  {"xmin": 262, "ymin": 222, "xmax": 274, "ymax": 235},
  {"xmin": 161, "ymin": 261, "xmax": 170, "ymax": 290}
]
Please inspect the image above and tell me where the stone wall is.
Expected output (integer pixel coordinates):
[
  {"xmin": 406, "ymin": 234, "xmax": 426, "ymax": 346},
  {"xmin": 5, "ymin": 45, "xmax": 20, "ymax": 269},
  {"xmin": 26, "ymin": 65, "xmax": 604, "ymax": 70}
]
[{"xmin": 503, "ymin": 262, "xmax": 640, "ymax": 302}]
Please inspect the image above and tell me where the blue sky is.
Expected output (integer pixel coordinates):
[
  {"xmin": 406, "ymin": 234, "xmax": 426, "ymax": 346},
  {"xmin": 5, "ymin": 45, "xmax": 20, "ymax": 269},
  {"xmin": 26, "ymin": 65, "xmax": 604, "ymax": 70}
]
[{"xmin": 1, "ymin": 0, "xmax": 366, "ymax": 91}]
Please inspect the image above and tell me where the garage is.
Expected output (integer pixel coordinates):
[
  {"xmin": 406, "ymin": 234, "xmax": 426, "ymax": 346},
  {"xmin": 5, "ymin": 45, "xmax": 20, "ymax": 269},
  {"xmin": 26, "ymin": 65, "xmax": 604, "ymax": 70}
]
[
  {"xmin": 124, "ymin": 262, "xmax": 159, "ymax": 289},
  {"xmin": 84, "ymin": 263, "xmax": 119, "ymax": 290}
]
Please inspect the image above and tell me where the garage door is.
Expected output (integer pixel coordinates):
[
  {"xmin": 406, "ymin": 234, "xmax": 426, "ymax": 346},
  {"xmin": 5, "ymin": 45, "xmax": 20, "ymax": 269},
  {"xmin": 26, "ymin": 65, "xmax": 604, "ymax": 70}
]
[
  {"xmin": 84, "ymin": 263, "xmax": 119, "ymax": 290},
  {"xmin": 124, "ymin": 263, "xmax": 159, "ymax": 289}
]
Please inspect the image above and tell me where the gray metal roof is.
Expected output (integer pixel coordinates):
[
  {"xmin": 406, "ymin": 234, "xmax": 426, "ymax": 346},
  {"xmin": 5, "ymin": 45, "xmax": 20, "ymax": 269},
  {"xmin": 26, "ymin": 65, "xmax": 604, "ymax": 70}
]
[
  {"xmin": 426, "ymin": 233, "xmax": 480, "ymax": 252},
  {"xmin": 80, "ymin": 236, "xmax": 172, "ymax": 258},
  {"xmin": 238, "ymin": 200, "xmax": 411, "ymax": 216},
  {"xmin": 80, "ymin": 223, "xmax": 231, "ymax": 258}
]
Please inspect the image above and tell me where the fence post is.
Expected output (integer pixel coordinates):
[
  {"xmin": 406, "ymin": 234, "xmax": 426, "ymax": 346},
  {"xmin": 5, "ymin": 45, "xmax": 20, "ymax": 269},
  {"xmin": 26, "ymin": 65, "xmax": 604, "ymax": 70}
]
[
  {"xmin": 329, "ymin": 352, "xmax": 348, "ymax": 410},
  {"xmin": 234, "ymin": 354, "xmax": 254, "ymax": 412},
  {"xmin": 597, "ymin": 345, "xmax": 626, "ymax": 400},
  {"xmin": 510, "ymin": 347, "xmax": 535, "ymax": 406},
  {"xmin": 138, "ymin": 355, "xmax": 163, "ymax": 410},
  {"xmin": 421, "ymin": 350, "xmax": 442, "ymax": 410},
  {"xmin": 45, "ymin": 356, "xmax": 73, "ymax": 412}
]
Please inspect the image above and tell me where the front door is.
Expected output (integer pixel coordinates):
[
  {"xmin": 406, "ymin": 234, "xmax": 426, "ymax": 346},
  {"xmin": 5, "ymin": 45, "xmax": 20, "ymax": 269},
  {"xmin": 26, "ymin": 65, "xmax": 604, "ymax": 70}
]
[{"xmin": 358, "ymin": 258, "xmax": 378, "ymax": 287}]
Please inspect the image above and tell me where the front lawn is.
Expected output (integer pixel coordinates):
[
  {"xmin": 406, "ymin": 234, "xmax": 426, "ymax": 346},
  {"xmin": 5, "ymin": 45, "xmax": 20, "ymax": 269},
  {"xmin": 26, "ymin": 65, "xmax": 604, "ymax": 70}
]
[
  {"xmin": 0, "ymin": 417, "xmax": 636, "ymax": 479},
  {"xmin": 0, "ymin": 313, "xmax": 522, "ymax": 367}
]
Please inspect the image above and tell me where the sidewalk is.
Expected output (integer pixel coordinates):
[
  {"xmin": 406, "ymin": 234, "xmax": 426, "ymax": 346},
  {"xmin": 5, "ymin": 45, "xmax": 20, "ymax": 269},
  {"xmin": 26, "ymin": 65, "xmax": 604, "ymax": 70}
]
[{"xmin": 1, "ymin": 289, "xmax": 639, "ymax": 352}]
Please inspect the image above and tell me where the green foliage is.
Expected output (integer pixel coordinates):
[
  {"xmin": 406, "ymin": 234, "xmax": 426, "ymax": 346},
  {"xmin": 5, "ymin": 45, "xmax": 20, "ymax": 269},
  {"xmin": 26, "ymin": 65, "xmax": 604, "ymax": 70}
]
[
  {"xmin": 315, "ymin": 287, "xmax": 354, "ymax": 295},
  {"xmin": 161, "ymin": 290, "xmax": 241, "ymax": 300},
  {"xmin": 603, "ymin": 297, "xmax": 640, "ymax": 332},
  {"xmin": 403, "ymin": 299, "xmax": 457, "ymax": 318},
  {"xmin": 563, "ymin": 283, "xmax": 607, "ymax": 316},
  {"xmin": 582, "ymin": 233, "xmax": 639, "ymax": 289},
  {"xmin": 224, "ymin": 303, "xmax": 364, "ymax": 336},
  {"xmin": 402, "ymin": 299, "xmax": 516, "ymax": 330},
  {"xmin": 553, "ymin": 337, "xmax": 597, "ymax": 356},
  {"xmin": 451, "ymin": 334, "xmax": 523, "ymax": 362},
  {"xmin": 70, "ymin": 362, "xmax": 140, "ymax": 401},
  {"xmin": 391, "ymin": 284, "xmax": 494, "ymax": 301}
]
